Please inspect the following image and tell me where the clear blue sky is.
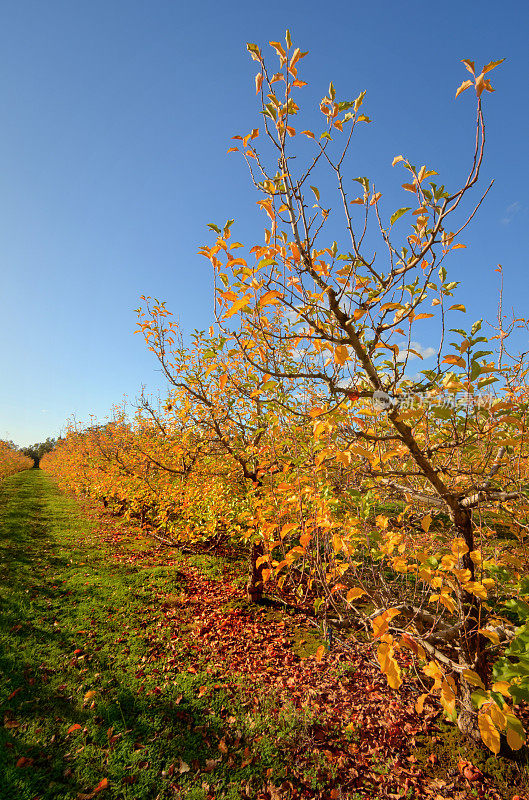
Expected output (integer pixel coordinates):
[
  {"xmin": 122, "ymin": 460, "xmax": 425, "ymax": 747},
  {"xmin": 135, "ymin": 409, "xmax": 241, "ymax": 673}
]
[{"xmin": 1, "ymin": 0, "xmax": 527, "ymax": 446}]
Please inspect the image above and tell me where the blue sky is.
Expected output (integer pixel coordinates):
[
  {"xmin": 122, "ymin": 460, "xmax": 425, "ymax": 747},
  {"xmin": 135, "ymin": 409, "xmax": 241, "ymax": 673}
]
[{"xmin": 1, "ymin": 0, "xmax": 527, "ymax": 446}]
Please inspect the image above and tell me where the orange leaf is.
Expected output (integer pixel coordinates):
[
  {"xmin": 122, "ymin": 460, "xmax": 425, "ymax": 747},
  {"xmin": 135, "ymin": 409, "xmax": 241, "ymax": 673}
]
[
  {"xmin": 255, "ymin": 73, "xmax": 263, "ymax": 94},
  {"xmin": 315, "ymin": 645, "xmax": 325, "ymax": 661},
  {"xmin": 224, "ymin": 294, "xmax": 252, "ymax": 319},
  {"xmin": 68, "ymin": 723, "xmax": 82, "ymax": 734},
  {"xmin": 259, "ymin": 290, "xmax": 283, "ymax": 307},
  {"xmin": 483, "ymin": 58, "xmax": 505, "ymax": 74},
  {"xmin": 442, "ymin": 355, "xmax": 466, "ymax": 368}
]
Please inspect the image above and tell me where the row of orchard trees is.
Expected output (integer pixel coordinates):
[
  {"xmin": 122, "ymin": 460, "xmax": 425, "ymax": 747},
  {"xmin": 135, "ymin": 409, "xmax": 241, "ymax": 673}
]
[
  {"xmin": 43, "ymin": 35, "xmax": 529, "ymax": 753},
  {"xmin": 0, "ymin": 440, "xmax": 34, "ymax": 479}
]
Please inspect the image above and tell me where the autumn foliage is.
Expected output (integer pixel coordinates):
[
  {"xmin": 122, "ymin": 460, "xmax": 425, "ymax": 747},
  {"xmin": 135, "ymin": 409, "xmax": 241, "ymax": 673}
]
[
  {"xmin": 0, "ymin": 440, "xmax": 33, "ymax": 479},
  {"xmin": 42, "ymin": 36, "xmax": 529, "ymax": 755}
]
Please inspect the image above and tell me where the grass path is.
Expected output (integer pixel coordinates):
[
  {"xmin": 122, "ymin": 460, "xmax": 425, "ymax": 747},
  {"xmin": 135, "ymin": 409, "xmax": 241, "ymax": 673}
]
[{"xmin": 0, "ymin": 470, "xmax": 524, "ymax": 800}]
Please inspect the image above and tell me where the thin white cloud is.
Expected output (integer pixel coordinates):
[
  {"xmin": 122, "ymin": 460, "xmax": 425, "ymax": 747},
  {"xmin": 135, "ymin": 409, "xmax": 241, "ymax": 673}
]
[
  {"xmin": 501, "ymin": 201, "xmax": 522, "ymax": 225},
  {"xmin": 396, "ymin": 341, "xmax": 435, "ymax": 362}
]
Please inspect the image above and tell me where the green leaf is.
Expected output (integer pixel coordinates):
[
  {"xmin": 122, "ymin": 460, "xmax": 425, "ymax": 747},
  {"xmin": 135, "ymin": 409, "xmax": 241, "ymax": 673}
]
[
  {"xmin": 471, "ymin": 689, "xmax": 489, "ymax": 708},
  {"xmin": 390, "ymin": 207, "xmax": 411, "ymax": 226},
  {"xmin": 505, "ymin": 714, "xmax": 526, "ymax": 750},
  {"xmin": 314, "ymin": 597, "xmax": 324, "ymax": 614},
  {"xmin": 207, "ymin": 223, "xmax": 221, "ymax": 234}
]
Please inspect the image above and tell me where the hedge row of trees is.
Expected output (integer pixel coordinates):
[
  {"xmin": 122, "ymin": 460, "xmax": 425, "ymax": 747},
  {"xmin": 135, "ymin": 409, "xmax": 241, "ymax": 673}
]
[
  {"xmin": 0, "ymin": 440, "xmax": 34, "ymax": 479},
  {"xmin": 42, "ymin": 36, "xmax": 529, "ymax": 754}
]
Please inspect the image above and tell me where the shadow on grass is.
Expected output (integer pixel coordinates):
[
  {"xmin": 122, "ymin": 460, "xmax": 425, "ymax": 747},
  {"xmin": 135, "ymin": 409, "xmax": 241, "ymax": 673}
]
[{"xmin": 0, "ymin": 471, "xmax": 248, "ymax": 800}]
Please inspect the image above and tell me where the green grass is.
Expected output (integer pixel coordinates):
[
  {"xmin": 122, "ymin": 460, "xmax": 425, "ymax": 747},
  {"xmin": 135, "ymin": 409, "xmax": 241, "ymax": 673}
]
[{"xmin": 0, "ymin": 470, "xmax": 325, "ymax": 800}]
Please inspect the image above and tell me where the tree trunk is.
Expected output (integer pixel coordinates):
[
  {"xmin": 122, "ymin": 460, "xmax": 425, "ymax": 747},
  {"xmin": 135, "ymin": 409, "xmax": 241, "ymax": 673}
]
[
  {"xmin": 453, "ymin": 505, "xmax": 486, "ymax": 741},
  {"xmin": 453, "ymin": 506, "xmax": 485, "ymax": 671}
]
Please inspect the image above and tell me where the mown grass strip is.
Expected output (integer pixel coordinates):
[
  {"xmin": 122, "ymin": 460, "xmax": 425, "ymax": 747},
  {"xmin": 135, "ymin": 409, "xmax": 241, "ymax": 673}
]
[{"xmin": 0, "ymin": 471, "xmax": 325, "ymax": 800}]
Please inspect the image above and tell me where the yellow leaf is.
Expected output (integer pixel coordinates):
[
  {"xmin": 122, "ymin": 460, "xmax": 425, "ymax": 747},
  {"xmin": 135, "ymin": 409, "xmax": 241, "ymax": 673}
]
[
  {"xmin": 255, "ymin": 73, "xmax": 263, "ymax": 94},
  {"xmin": 478, "ymin": 710, "xmax": 501, "ymax": 754},
  {"xmin": 483, "ymin": 58, "xmax": 505, "ymax": 74},
  {"xmin": 336, "ymin": 450, "xmax": 352, "ymax": 466},
  {"xmin": 449, "ymin": 304, "xmax": 466, "ymax": 312},
  {"xmin": 299, "ymin": 532, "xmax": 311, "ymax": 548},
  {"xmin": 334, "ymin": 345, "xmax": 349, "ymax": 366},
  {"xmin": 421, "ymin": 514, "xmax": 432, "ymax": 533},
  {"xmin": 392, "ymin": 155, "xmax": 404, "ymax": 166},
  {"xmin": 280, "ymin": 523, "xmax": 297, "ymax": 539},
  {"xmin": 423, "ymin": 660, "xmax": 443, "ymax": 690},
  {"xmin": 451, "ymin": 538, "xmax": 469, "ymax": 557},
  {"xmin": 452, "ymin": 567, "xmax": 472, "ymax": 583},
  {"xmin": 346, "ymin": 587, "xmax": 366, "ymax": 602},
  {"xmin": 491, "ymin": 681, "xmax": 511, "ymax": 697},
  {"xmin": 440, "ymin": 679, "xmax": 456, "ymax": 719},
  {"xmin": 489, "ymin": 702, "xmax": 507, "ymax": 732},
  {"xmin": 371, "ymin": 608, "xmax": 400, "ymax": 639},
  {"xmin": 455, "ymin": 79, "xmax": 473, "ymax": 98},
  {"xmin": 505, "ymin": 714, "xmax": 526, "ymax": 750},
  {"xmin": 462, "ymin": 669, "xmax": 485, "ymax": 689},
  {"xmin": 415, "ymin": 693, "xmax": 429, "ymax": 714},
  {"xmin": 224, "ymin": 294, "xmax": 252, "ymax": 318},
  {"xmin": 439, "ymin": 594, "xmax": 457, "ymax": 613},
  {"xmin": 465, "ymin": 581, "xmax": 488, "ymax": 600},
  {"xmin": 402, "ymin": 183, "xmax": 416, "ymax": 192},
  {"xmin": 259, "ymin": 290, "xmax": 283, "ymax": 307},
  {"xmin": 479, "ymin": 628, "xmax": 500, "ymax": 645},
  {"xmin": 377, "ymin": 640, "xmax": 402, "ymax": 690},
  {"xmin": 269, "ymin": 40, "xmax": 286, "ymax": 58}
]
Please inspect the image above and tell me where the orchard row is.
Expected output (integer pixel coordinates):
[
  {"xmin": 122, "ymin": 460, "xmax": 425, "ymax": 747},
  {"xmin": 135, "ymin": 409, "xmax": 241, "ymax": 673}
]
[{"xmin": 41, "ymin": 35, "xmax": 528, "ymax": 753}]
